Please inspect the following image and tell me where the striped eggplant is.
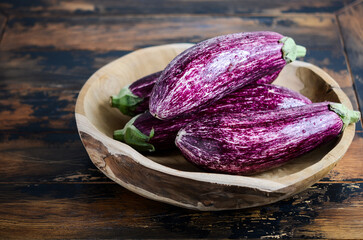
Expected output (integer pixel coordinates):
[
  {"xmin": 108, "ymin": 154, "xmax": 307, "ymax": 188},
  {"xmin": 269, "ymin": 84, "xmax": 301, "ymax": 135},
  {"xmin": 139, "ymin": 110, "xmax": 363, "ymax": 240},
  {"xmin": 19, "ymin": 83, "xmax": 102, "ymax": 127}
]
[
  {"xmin": 149, "ymin": 31, "xmax": 306, "ymax": 120},
  {"xmin": 256, "ymin": 69, "xmax": 282, "ymax": 85},
  {"xmin": 110, "ymin": 69, "xmax": 279, "ymax": 117},
  {"xmin": 110, "ymin": 71, "xmax": 161, "ymax": 116},
  {"xmin": 175, "ymin": 102, "xmax": 360, "ymax": 175},
  {"xmin": 114, "ymin": 84, "xmax": 312, "ymax": 152}
]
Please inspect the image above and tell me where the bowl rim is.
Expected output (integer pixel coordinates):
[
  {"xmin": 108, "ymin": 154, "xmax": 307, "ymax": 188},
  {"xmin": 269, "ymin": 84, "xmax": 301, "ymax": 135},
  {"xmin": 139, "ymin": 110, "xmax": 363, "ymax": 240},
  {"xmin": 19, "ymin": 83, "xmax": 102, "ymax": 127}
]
[{"xmin": 75, "ymin": 43, "xmax": 356, "ymax": 197}]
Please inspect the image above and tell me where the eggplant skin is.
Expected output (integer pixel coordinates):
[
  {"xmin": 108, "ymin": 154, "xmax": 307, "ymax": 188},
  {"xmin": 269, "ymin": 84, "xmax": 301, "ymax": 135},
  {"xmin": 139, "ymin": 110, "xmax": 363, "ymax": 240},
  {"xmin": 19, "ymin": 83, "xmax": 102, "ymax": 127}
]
[
  {"xmin": 149, "ymin": 31, "xmax": 301, "ymax": 120},
  {"xmin": 130, "ymin": 71, "xmax": 161, "ymax": 98},
  {"xmin": 175, "ymin": 102, "xmax": 343, "ymax": 175},
  {"xmin": 125, "ymin": 84, "xmax": 312, "ymax": 151},
  {"xmin": 128, "ymin": 71, "xmax": 161, "ymax": 114},
  {"xmin": 113, "ymin": 68, "xmax": 281, "ymax": 115},
  {"xmin": 256, "ymin": 69, "xmax": 281, "ymax": 85},
  {"xmin": 110, "ymin": 71, "xmax": 161, "ymax": 116}
]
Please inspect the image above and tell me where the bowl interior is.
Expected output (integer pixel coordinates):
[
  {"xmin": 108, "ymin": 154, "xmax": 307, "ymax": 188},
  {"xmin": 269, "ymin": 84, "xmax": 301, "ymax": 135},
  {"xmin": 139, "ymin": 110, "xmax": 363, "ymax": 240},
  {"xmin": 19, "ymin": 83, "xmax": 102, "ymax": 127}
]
[{"xmin": 81, "ymin": 44, "xmax": 344, "ymax": 181}]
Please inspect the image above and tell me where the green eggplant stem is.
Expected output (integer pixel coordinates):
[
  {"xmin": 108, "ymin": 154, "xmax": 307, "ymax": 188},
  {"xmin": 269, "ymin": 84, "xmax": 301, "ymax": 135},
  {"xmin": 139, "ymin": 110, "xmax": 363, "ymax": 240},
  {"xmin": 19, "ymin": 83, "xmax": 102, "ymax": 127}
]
[
  {"xmin": 279, "ymin": 36, "xmax": 307, "ymax": 63},
  {"xmin": 329, "ymin": 103, "xmax": 361, "ymax": 131},
  {"xmin": 110, "ymin": 85, "xmax": 144, "ymax": 116},
  {"xmin": 113, "ymin": 115, "xmax": 156, "ymax": 152}
]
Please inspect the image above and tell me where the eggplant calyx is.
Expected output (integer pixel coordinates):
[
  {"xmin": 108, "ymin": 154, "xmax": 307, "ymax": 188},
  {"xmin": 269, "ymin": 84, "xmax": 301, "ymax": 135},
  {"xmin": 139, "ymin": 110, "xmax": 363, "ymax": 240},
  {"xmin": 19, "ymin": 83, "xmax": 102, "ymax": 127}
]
[
  {"xmin": 110, "ymin": 85, "xmax": 144, "ymax": 116},
  {"xmin": 329, "ymin": 103, "xmax": 361, "ymax": 131},
  {"xmin": 279, "ymin": 36, "xmax": 306, "ymax": 63},
  {"xmin": 113, "ymin": 115, "xmax": 155, "ymax": 152}
]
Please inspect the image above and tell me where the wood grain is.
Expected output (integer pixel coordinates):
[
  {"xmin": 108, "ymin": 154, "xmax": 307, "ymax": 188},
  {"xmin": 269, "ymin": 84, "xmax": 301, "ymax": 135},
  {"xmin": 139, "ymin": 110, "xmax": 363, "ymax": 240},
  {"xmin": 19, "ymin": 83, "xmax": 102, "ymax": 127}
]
[
  {"xmin": 0, "ymin": 0, "xmax": 355, "ymax": 16},
  {"xmin": 0, "ymin": 50, "xmax": 129, "ymax": 88},
  {"xmin": 337, "ymin": 1, "xmax": 363, "ymax": 123},
  {"xmin": 295, "ymin": 183, "xmax": 363, "ymax": 239},
  {"xmin": 325, "ymin": 133, "xmax": 363, "ymax": 181},
  {"xmin": 0, "ymin": 50, "xmax": 129, "ymax": 133},
  {"xmin": 0, "ymin": 87, "xmax": 78, "ymax": 132},
  {"xmin": 0, "ymin": 11, "xmax": 6, "ymax": 46},
  {"xmin": 0, "ymin": 133, "xmax": 109, "ymax": 183},
  {"xmin": 0, "ymin": 182, "xmax": 361, "ymax": 239},
  {"xmin": 0, "ymin": 15, "xmax": 343, "ymax": 51}
]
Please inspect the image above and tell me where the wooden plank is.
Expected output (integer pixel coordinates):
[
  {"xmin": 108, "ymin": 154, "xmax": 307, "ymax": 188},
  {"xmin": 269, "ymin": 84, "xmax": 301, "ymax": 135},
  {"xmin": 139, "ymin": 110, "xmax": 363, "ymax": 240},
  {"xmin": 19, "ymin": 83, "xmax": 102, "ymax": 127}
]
[
  {"xmin": 0, "ymin": 15, "xmax": 343, "ymax": 51},
  {"xmin": 0, "ymin": 133, "xmax": 109, "ymax": 183},
  {"xmin": 0, "ymin": 87, "xmax": 78, "ymax": 132},
  {"xmin": 0, "ymin": 50, "xmax": 130, "ymax": 133},
  {"xmin": 305, "ymin": 48, "xmax": 361, "ymax": 121},
  {"xmin": 0, "ymin": 49, "xmax": 129, "ymax": 88},
  {"xmin": 337, "ymin": 1, "xmax": 363, "ymax": 124},
  {"xmin": 294, "ymin": 184, "xmax": 363, "ymax": 239},
  {"xmin": 0, "ymin": 182, "xmax": 361, "ymax": 239},
  {"xmin": 0, "ymin": 131, "xmax": 361, "ymax": 183},
  {"xmin": 0, "ymin": 0, "xmax": 355, "ymax": 16},
  {"xmin": 325, "ymin": 132, "xmax": 363, "ymax": 181},
  {"xmin": 0, "ymin": 10, "xmax": 7, "ymax": 44}
]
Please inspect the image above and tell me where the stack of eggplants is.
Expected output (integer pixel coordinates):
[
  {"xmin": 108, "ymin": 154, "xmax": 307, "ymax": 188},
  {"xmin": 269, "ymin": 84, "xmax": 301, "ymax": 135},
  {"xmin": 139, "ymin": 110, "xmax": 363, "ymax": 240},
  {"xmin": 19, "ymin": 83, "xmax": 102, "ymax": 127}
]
[{"xmin": 111, "ymin": 31, "xmax": 361, "ymax": 175}]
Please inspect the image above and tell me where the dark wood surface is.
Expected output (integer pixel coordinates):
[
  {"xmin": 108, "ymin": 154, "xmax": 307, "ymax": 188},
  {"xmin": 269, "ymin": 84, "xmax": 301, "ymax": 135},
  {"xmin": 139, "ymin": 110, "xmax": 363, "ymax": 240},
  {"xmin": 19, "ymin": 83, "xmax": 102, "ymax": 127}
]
[
  {"xmin": 0, "ymin": 1, "xmax": 362, "ymax": 239},
  {"xmin": 337, "ymin": 0, "xmax": 363, "ymax": 121}
]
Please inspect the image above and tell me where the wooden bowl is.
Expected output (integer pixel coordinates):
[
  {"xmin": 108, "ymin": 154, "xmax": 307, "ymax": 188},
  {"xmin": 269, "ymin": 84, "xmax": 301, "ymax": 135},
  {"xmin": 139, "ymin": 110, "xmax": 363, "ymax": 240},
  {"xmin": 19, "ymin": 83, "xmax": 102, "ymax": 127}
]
[{"xmin": 75, "ymin": 44, "xmax": 356, "ymax": 211}]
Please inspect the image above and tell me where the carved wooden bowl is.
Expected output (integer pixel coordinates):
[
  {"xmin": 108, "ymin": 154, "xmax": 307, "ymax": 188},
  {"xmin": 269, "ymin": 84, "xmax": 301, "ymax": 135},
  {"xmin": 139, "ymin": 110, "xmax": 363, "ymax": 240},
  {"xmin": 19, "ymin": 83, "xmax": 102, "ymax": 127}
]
[{"xmin": 75, "ymin": 44, "xmax": 356, "ymax": 211}]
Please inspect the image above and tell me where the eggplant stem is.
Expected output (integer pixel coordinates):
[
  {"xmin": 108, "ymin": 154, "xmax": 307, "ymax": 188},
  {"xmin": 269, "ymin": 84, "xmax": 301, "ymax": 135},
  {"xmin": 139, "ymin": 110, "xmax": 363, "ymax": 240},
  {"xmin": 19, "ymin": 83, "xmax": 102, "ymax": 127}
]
[
  {"xmin": 113, "ymin": 115, "xmax": 156, "ymax": 152},
  {"xmin": 329, "ymin": 103, "xmax": 361, "ymax": 131},
  {"xmin": 279, "ymin": 36, "xmax": 306, "ymax": 63},
  {"xmin": 110, "ymin": 85, "xmax": 144, "ymax": 116}
]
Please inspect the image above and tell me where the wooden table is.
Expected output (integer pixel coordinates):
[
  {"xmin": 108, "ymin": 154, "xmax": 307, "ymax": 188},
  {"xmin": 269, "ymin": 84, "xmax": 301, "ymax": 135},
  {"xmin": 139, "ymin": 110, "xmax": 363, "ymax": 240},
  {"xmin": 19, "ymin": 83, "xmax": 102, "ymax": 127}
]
[{"xmin": 0, "ymin": 1, "xmax": 362, "ymax": 239}]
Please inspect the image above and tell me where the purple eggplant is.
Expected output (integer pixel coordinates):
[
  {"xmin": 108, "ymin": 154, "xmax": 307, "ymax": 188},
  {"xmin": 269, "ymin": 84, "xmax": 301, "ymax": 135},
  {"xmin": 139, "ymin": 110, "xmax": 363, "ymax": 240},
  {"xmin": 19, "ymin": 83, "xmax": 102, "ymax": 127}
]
[
  {"xmin": 256, "ymin": 69, "xmax": 282, "ymax": 85},
  {"xmin": 114, "ymin": 84, "xmax": 312, "ymax": 152},
  {"xmin": 110, "ymin": 71, "xmax": 161, "ymax": 116},
  {"xmin": 149, "ymin": 31, "xmax": 306, "ymax": 120},
  {"xmin": 109, "ymin": 69, "xmax": 280, "ymax": 117},
  {"xmin": 175, "ymin": 102, "xmax": 360, "ymax": 175}
]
